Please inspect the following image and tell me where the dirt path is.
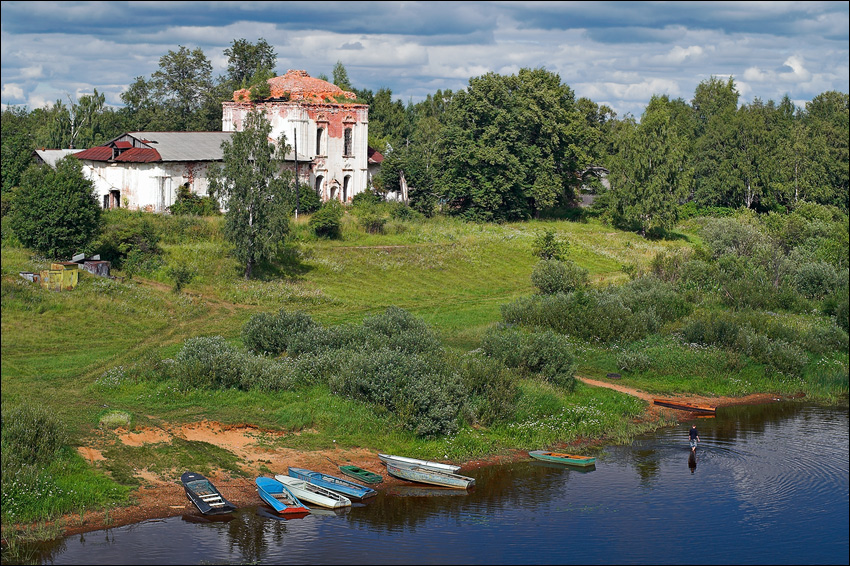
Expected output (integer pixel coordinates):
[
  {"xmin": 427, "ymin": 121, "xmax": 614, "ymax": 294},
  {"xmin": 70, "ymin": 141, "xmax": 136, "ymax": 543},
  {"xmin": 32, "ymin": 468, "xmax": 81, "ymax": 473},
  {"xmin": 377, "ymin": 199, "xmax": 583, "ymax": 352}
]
[{"xmin": 25, "ymin": 377, "xmax": 790, "ymax": 540}]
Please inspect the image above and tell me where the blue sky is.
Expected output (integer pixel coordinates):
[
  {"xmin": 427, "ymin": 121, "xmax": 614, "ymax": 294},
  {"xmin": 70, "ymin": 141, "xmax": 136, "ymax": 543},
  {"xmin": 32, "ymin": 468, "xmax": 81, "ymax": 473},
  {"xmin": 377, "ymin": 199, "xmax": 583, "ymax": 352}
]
[{"xmin": 1, "ymin": 1, "xmax": 848, "ymax": 119}]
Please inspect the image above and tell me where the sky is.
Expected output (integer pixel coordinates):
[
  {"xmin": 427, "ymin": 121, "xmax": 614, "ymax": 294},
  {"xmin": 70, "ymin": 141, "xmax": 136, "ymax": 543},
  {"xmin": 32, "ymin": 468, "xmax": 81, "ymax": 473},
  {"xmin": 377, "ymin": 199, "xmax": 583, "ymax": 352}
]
[{"xmin": 1, "ymin": 1, "xmax": 848, "ymax": 120}]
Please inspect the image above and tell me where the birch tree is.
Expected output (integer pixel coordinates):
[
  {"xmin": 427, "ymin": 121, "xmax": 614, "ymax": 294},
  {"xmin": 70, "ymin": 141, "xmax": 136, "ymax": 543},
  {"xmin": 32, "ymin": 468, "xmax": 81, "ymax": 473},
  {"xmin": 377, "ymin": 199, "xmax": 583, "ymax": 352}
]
[{"xmin": 211, "ymin": 110, "xmax": 293, "ymax": 279}]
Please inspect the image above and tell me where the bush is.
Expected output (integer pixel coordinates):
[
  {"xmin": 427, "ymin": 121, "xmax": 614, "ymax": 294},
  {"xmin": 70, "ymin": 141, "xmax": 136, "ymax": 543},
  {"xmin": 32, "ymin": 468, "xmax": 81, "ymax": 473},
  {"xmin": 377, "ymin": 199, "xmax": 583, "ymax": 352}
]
[
  {"xmin": 241, "ymin": 309, "xmax": 319, "ymax": 356},
  {"xmin": 309, "ymin": 200, "xmax": 344, "ymax": 239},
  {"xmin": 167, "ymin": 263, "xmax": 195, "ymax": 293},
  {"xmin": 170, "ymin": 336, "xmax": 247, "ymax": 390},
  {"xmin": 1, "ymin": 404, "xmax": 66, "ymax": 468},
  {"xmin": 531, "ymin": 228, "xmax": 569, "ymax": 261},
  {"xmin": 455, "ymin": 352, "xmax": 518, "ymax": 425},
  {"xmin": 357, "ymin": 211, "xmax": 387, "ymax": 234},
  {"xmin": 294, "ymin": 184, "xmax": 321, "ymax": 214},
  {"xmin": 480, "ymin": 325, "xmax": 577, "ymax": 389},
  {"xmin": 792, "ymin": 261, "xmax": 839, "ymax": 299},
  {"xmin": 168, "ymin": 183, "xmax": 220, "ymax": 216},
  {"xmin": 531, "ymin": 259, "xmax": 589, "ymax": 295},
  {"xmin": 617, "ymin": 349, "xmax": 652, "ymax": 373},
  {"xmin": 93, "ymin": 209, "xmax": 163, "ymax": 271},
  {"xmin": 351, "ymin": 190, "xmax": 382, "ymax": 207},
  {"xmin": 8, "ymin": 158, "xmax": 101, "ymax": 259}
]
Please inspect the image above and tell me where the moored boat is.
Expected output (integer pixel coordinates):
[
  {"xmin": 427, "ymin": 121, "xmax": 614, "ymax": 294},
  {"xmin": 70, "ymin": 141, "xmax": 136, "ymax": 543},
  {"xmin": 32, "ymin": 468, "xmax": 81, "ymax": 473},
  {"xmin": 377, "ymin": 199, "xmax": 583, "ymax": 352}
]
[
  {"xmin": 288, "ymin": 467, "xmax": 378, "ymax": 500},
  {"xmin": 385, "ymin": 462, "xmax": 475, "ymax": 489},
  {"xmin": 528, "ymin": 450, "xmax": 597, "ymax": 467},
  {"xmin": 339, "ymin": 464, "xmax": 383, "ymax": 485},
  {"xmin": 274, "ymin": 475, "xmax": 352, "ymax": 509},
  {"xmin": 255, "ymin": 476, "xmax": 310, "ymax": 516},
  {"xmin": 653, "ymin": 399, "xmax": 716, "ymax": 414},
  {"xmin": 181, "ymin": 471, "xmax": 237, "ymax": 515},
  {"xmin": 377, "ymin": 453, "xmax": 461, "ymax": 473}
]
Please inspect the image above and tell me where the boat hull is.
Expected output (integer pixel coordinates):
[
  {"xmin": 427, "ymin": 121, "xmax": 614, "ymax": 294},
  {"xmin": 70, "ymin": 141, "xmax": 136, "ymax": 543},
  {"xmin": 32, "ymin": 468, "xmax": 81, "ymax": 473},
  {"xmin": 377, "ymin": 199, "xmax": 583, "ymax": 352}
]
[
  {"xmin": 386, "ymin": 462, "xmax": 475, "ymax": 489},
  {"xmin": 274, "ymin": 475, "xmax": 351, "ymax": 509},
  {"xmin": 181, "ymin": 471, "xmax": 237, "ymax": 515},
  {"xmin": 653, "ymin": 399, "xmax": 716, "ymax": 414},
  {"xmin": 528, "ymin": 450, "xmax": 596, "ymax": 467},
  {"xmin": 377, "ymin": 453, "xmax": 461, "ymax": 473},
  {"xmin": 255, "ymin": 477, "xmax": 310, "ymax": 516},
  {"xmin": 288, "ymin": 467, "xmax": 377, "ymax": 500},
  {"xmin": 339, "ymin": 465, "xmax": 383, "ymax": 485}
]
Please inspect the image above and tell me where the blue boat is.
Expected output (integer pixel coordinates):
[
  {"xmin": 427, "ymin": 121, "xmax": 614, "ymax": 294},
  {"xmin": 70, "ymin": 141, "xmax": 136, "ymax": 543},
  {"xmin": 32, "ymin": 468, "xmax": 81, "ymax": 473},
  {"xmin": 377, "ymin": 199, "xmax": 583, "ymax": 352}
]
[
  {"xmin": 287, "ymin": 467, "xmax": 378, "ymax": 500},
  {"xmin": 255, "ymin": 476, "xmax": 310, "ymax": 516}
]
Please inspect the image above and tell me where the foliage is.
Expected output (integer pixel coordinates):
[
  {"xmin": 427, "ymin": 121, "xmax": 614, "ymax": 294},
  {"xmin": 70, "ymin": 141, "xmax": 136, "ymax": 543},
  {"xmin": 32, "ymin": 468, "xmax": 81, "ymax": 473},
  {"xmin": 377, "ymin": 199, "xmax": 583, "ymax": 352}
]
[
  {"xmin": 438, "ymin": 68, "xmax": 594, "ymax": 220},
  {"xmin": 242, "ymin": 308, "xmax": 319, "ymax": 356},
  {"xmin": 92, "ymin": 209, "xmax": 162, "ymax": 271},
  {"xmin": 480, "ymin": 325, "xmax": 578, "ymax": 389},
  {"xmin": 8, "ymin": 157, "xmax": 101, "ymax": 259},
  {"xmin": 531, "ymin": 259, "xmax": 589, "ymax": 295},
  {"xmin": 293, "ymin": 183, "xmax": 321, "ymax": 214},
  {"xmin": 168, "ymin": 183, "xmax": 220, "ymax": 216},
  {"xmin": 1, "ymin": 404, "xmax": 66, "ymax": 468},
  {"xmin": 531, "ymin": 228, "xmax": 569, "ymax": 260},
  {"xmin": 210, "ymin": 109, "xmax": 293, "ymax": 278},
  {"xmin": 309, "ymin": 199, "xmax": 344, "ymax": 239},
  {"xmin": 166, "ymin": 263, "xmax": 195, "ymax": 293}
]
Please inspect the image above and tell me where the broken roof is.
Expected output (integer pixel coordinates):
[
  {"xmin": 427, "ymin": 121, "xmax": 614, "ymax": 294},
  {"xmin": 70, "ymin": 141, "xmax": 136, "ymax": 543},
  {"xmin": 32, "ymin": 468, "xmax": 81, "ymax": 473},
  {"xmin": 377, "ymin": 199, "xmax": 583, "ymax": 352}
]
[{"xmin": 233, "ymin": 69, "xmax": 360, "ymax": 104}]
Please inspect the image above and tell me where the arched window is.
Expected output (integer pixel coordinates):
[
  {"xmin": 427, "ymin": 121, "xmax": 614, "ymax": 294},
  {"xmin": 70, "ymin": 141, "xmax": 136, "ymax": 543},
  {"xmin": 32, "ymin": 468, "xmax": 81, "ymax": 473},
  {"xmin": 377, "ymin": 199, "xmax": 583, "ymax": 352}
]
[
  {"xmin": 316, "ymin": 127, "xmax": 324, "ymax": 156},
  {"xmin": 315, "ymin": 175, "xmax": 324, "ymax": 199},
  {"xmin": 343, "ymin": 175, "xmax": 351, "ymax": 202}
]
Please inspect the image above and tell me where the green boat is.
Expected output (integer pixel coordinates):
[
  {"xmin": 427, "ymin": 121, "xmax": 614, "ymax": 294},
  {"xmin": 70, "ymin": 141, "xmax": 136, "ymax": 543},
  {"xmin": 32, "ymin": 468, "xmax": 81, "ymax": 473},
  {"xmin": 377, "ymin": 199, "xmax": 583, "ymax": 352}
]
[
  {"xmin": 339, "ymin": 465, "xmax": 383, "ymax": 485},
  {"xmin": 529, "ymin": 450, "xmax": 596, "ymax": 467}
]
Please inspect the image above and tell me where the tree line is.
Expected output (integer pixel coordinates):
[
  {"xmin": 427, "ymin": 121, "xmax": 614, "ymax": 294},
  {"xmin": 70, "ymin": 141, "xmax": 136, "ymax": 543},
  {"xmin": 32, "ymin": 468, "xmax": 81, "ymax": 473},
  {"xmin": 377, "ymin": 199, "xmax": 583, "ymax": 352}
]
[{"xmin": 2, "ymin": 38, "xmax": 848, "ymax": 231}]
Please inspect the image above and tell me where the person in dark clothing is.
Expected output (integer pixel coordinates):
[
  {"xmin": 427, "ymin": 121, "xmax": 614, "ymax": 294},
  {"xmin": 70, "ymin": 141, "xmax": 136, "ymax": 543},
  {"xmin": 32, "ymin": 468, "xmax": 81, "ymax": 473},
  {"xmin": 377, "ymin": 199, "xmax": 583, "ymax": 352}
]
[{"xmin": 689, "ymin": 424, "xmax": 700, "ymax": 451}]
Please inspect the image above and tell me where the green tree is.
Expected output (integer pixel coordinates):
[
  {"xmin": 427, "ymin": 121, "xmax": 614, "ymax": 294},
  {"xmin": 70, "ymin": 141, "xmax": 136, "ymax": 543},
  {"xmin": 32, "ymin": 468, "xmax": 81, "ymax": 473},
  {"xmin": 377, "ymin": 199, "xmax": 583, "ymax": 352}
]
[
  {"xmin": 9, "ymin": 157, "xmax": 101, "ymax": 258},
  {"xmin": 332, "ymin": 61, "xmax": 352, "ymax": 91},
  {"xmin": 607, "ymin": 95, "xmax": 692, "ymax": 236},
  {"xmin": 804, "ymin": 91, "xmax": 849, "ymax": 211},
  {"xmin": 438, "ymin": 68, "xmax": 592, "ymax": 221},
  {"xmin": 1, "ymin": 106, "xmax": 34, "ymax": 196},
  {"xmin": 691, "ymin": 76, "xmax": 739, "ymax": 207},
  {"xmin": 223, "ymin": 38, "xmax": 277, "ymax": 89},
  {"xmin": 210, "ymin": 110, "xmax": 293, "ymax": 279}
]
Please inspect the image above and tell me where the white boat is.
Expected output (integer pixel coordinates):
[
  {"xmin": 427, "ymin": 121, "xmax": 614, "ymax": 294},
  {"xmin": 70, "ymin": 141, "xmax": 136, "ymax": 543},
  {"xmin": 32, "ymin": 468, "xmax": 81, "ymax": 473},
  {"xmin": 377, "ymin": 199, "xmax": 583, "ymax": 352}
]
[
  {"xmin": 274, "ymin": 475, "xmax": 351, "ymax": 509},
  {"xmin": 386, "ymin": 462, "xmax": 475, "ymax": 489},
  {"xmin": 378, "ymin": 453, "xmax": 461, "ymax": 473}
]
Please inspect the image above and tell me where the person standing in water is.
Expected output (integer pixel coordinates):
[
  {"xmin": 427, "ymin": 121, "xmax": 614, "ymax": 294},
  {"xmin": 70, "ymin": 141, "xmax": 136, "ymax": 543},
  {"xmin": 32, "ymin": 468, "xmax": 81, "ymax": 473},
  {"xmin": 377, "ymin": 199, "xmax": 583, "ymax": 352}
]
[{"xmin": 689, "ymin": 424, "xmax": 700, "ymax": 452}]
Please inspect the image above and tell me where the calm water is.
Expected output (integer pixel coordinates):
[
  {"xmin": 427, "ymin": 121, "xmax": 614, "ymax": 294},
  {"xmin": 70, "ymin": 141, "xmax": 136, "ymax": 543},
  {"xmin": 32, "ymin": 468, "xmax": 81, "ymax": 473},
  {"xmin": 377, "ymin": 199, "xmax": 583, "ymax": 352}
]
[{"xmin": 25, "ymin": 402, "xmax": 850, "ymax": 565}]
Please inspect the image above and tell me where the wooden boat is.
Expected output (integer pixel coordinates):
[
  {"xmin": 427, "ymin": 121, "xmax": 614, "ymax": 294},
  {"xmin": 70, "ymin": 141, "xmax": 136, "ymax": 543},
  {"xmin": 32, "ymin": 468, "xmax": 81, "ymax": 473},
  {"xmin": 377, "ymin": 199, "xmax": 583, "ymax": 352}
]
[
  {"xmin": 181, "ymin": 471, "xmax": 237, "ymax": 515},
  {"xmin": 287, "ymin": 467, "xmax": 377, "ymax": 500},
  {"xmin": 653, "ymin": 399, "xmax": 716, "ymax": 414},
  {"xmin": 385, "ymin": 462, "xmax": 475, "ymax": 489},
  {"xmin": 274, "ymin": 475, "xmax": 352, "ymax": 509},
  {"xmin": 339, "ymin": 464, "xmax": 383, "ymax": 485},
  {"xmin": 377, "ymin": 453, "xmax": 461, "ymax": 473},
  {"xmin": 528, "ymin": 450, "xmax": 597, "ymax": 467},
  {"xmin": 255, "ymin": 476, "xmax": 310, "ymax": 516}
]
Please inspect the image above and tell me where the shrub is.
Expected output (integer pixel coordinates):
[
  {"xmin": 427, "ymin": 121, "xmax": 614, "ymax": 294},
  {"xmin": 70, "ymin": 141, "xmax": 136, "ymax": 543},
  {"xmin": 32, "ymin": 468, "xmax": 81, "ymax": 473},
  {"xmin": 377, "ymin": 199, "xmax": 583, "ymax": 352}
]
[
  {"xmin": 357, "ymin": 211, "xmax": 387, "ymax": 234},
  {"xmin": 170, "ymin": 336, "xmax": 246, "ymax": 390},
  {"xmin": 480, "ymin": 325, "xmax": 577, "ymax": 389},
  {"xmin": 93, "ymin": 209, "xmax": 163, "ymax": 271},
  {"xmin": 1, "ymin": 404, "xmax": 66, "ymax": 467},
  {"xmin": 167, "ymin": 263, "xmax": 195, "ymax": 293},
  {"xmin": 309, "ymin": 200, "xmax": 344, "ymax": 239},
  {"xmin": 792, "ymin": 261, "xmax": 839, "ymax": 299},
  {"xmin": 351, "ymin": 190, "xmax": 382, "ymax": 207},
  {"xmin": 294, "ymin": 184, "xmax": 321, "ymax": 214},
  {"xmin": 241, "ymin": 309, "xmax": 318, "ymax": 356},
  {"xmin": 455, "ymin": 351, "xmax": 518, "ymax": 425},
  {"xmin": 531, "ymin": 228, "xmax": 569, "ymax": 261},
  {"xmin": 531, "ymin": 259, "xmax": 589, "ymax": 295},
  {"xmin": 619, "ymin": 276, "xmax": 692, "ymax": 323},
  {"xmin": 617, "ymin": 349, "xmax": 652, "ymax": 373},
  {"xmin": 168, "ymin": 183, "xmax": 220, "ymax": 216},
  {"xmin": 360, "ymin": 306, "xmax": 443, "ymax": 355}
]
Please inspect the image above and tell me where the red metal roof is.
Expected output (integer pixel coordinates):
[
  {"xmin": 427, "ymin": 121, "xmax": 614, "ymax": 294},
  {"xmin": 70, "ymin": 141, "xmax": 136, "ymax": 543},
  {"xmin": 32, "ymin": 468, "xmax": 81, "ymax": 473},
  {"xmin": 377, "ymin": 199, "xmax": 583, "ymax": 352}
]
[
  {"xmin": 368, "ymin": 147, "xmax": 384, "ymax": 164},
  {"xmin": 114, "ymin": 141, "xmax": 132, "ymax": 149},
  {"xmin": 72, "ymin": 146, "xmax": 113, "ymax": 161},
  {"xmin": 113, "ymin": 148, "xmax": 161, "ymax": 162},
  {"xmin": 233, "ymin": 69, "xmax": 357, "ymax": 104}
]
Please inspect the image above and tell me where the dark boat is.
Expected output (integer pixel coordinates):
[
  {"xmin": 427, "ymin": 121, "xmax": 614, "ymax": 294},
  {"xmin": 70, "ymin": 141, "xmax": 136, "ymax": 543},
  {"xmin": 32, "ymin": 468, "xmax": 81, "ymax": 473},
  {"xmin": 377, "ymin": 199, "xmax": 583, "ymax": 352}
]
[
  {"xmin": 653, "ymin": 399, "xmax": 716, "ymax": 414},
  {"xmin": 339, "ymin": 464, "xmax": 383, "ymax": 485},
  {"xmin": 181, "ymin": 471, "xmax": 237, "ymax": 515}
]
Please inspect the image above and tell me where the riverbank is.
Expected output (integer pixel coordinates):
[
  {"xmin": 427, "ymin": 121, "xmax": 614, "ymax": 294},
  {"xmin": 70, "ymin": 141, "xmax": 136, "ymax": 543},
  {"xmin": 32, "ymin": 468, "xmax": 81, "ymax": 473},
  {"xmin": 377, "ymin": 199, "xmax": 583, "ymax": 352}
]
[{"xmin": 11, "ymin": 380, "xmax": 790, "ymax": 541}]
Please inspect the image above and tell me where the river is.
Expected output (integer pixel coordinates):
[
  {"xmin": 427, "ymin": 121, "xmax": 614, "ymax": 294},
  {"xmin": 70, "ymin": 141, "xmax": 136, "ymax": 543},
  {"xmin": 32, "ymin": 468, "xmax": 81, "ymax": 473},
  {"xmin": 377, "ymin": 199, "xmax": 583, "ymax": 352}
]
[{"xmin": 21, "ymin": 402, "xmax": 850, "ymax": 565}]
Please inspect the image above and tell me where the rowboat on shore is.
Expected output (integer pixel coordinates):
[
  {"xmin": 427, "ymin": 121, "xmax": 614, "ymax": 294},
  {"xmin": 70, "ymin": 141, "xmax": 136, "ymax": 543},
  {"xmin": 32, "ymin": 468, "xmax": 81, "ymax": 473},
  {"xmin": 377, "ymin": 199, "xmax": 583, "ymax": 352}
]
[
  {"xmin": 339, "ymin": 464, "xmax": 383, "ymax": 485},
  {"xmin": 181, "ymin": 471, "xmax": 237, "ymax": 515},
  {"xmin": 274, "ymin": 475, "xmax": 352, "ymax": 509},
  {"xmin": 377, "ymin": 453, "xmax": 461, "ymax": 474},
  {"xmin": 653, "ymin": 399, "xmax": 716, "ymax": 414},
  {"xmin": 385, "ymin": 462, "xmax": 476, "ymax": 489},
  {"xmin": 528, "ymin": 450, "xmax": 597, "ymax": 467},
  {"xmin": 287, "ymin": 467, "xmax": 378, "ymax": 501},
  {"xmin": 255, "ymin": 476, "xmax": 310, "ymax": 516}
]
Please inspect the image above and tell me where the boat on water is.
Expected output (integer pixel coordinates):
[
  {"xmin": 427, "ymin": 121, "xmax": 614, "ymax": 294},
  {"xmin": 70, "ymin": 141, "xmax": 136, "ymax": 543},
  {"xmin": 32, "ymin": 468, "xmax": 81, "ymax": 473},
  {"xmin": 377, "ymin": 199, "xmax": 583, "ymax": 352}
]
[
  {"xmin": 377, "ymin": 453, "xmax": 461, "ymax": 473},
  {"xmin": 385, "ymin": 462, "xmax": 476, "ymax": 489},
  {"xmin": 288, "ymin": 467, "xmax": 378, "ymax": 500},
  {"xmin": 255, "ymin": 476, "xmax": 310, "ymax": 516},
  {"xmin": 653, "ymin": 399, "xmax": 716, "ymax": 414},
  {"xmin": 274, "ymin": 475, "xmax": 352, "ymax": 509},
  {"xmin": 181, "ymin": 471, "xmax": 237, "ymax": 515},
  {"xmin": 339, "ymin": 464, "xmax": 383, "ymax": 485},
  {"xmin": 528, "ymin": 450, "xmax": 597, "ymax": 467}
]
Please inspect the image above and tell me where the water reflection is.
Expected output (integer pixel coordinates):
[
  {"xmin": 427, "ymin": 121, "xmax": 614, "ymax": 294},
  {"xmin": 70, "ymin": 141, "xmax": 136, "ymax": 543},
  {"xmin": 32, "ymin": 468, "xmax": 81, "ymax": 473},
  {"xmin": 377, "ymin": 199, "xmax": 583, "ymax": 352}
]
[{"xmin": 16, "ymin": 402, "xmax": 849, "ymax": 566}]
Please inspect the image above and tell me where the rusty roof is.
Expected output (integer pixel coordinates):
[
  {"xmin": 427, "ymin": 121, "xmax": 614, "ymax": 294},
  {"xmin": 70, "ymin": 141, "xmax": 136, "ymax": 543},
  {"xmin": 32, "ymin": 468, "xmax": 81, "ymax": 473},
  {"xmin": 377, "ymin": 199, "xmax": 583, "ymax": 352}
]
[
  {"xmin": 113, "ymin": 147, "xmax": 161, "ymax": 162},
  {"xmin": 233, "ymin": 69, "xmax": 358, "ymax": 104}
]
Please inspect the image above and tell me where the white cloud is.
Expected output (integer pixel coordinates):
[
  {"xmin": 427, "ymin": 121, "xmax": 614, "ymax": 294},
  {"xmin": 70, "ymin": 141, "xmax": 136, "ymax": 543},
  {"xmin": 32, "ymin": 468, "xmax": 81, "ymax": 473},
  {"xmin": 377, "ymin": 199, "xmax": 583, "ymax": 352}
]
[{"xmin": 1, "ymin": 83, "xmax": 24, "ymax": 99}]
